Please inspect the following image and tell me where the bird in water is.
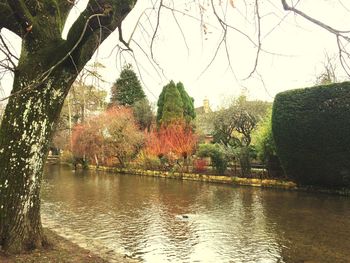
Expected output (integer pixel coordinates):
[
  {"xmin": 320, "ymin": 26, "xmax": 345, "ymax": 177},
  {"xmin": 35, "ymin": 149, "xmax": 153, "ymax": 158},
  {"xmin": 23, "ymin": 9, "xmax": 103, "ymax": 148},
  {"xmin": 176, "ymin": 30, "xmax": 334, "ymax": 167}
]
[{"xmin": 176, "ymin": 214, "xmax": 189, "ymax": 220}]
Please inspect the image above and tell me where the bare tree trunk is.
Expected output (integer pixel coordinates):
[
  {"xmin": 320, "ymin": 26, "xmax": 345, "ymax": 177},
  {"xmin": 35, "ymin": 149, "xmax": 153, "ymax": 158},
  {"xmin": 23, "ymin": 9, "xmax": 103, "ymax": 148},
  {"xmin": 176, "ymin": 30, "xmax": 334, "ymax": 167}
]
[
  {"xmin": 0, "ymin": 0, "xmax": 135, "ymax": 254},
  {"xmin": 0, "ymin": 61, "xmax": 75, "ymax": 253}
]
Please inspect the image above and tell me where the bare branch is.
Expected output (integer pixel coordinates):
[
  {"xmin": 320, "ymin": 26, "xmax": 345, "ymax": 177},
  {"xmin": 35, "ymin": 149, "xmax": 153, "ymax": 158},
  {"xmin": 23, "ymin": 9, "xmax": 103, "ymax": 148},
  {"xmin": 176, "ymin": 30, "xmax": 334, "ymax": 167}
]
[
  {"xmin": 281, "ymin": 0, "xmax": 350, "ymax": 36},
  {"xmin": 150, "ymin": 0, "xmax": 163, "ymax": 61},
  {"xmin": 245, "ymin": 0, "xmax": 262, "ymax": 79},
  {"xmin": 0, "ymin": 33, "xmax": 18, "ymax": 70},
  {"xmin": 0, "ymin": 11, "xmax": 108, "ymax": 102}
]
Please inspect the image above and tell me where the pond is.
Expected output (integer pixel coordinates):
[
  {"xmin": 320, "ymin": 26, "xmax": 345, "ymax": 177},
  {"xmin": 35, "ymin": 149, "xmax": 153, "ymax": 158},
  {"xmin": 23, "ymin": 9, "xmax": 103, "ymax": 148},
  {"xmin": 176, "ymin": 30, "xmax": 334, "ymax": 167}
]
[{"xmin": 41, "ymin": 165, "xmax": 350, "ymax": 263}]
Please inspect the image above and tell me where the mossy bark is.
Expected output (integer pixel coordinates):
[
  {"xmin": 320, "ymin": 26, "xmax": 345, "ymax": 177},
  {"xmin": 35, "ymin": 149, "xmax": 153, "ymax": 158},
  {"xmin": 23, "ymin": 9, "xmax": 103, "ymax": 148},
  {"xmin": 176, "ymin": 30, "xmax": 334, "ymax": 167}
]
[
  {"xmin": 0, "ymin": 0, "xmax": 135, "ymax": 254},
  {"xmin": 0, "ymin": 53, "xmax": 75, "ymax": 253}
]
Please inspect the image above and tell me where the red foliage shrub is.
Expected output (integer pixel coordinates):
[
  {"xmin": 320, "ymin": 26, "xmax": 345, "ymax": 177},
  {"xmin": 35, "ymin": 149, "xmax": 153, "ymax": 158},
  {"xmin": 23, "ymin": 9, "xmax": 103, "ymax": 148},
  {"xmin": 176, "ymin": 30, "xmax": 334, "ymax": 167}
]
[
  {"xmin": 144, "ymin": 122, "xmax": 198, "ymax": 161},
  {"xmin": 193, "ymin": 159, "xmax": 207, "ymax": 172},
  {"xmin": 72, "ymin": 106, "xmax": 144, "ymax": 166}
]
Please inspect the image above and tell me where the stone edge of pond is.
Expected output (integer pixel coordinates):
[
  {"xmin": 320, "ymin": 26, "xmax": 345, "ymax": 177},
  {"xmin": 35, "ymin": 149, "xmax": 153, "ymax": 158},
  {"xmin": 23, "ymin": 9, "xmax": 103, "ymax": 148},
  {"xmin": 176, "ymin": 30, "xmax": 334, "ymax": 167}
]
[
  {"xmin": 87, "ymin": 165, "xmax": 297, "ymax": 190},
  {"xmin": 81, "ymin": 165, "xmax": 350, "ymax": 196}
]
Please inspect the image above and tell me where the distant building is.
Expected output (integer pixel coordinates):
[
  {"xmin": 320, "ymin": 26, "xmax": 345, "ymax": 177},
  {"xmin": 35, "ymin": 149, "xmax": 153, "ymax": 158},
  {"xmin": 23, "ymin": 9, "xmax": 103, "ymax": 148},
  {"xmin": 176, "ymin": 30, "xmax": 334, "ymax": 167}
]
[
  {"xmin": 195, "ymin": 98, "xmax": 213, "ymax": 144},
  {"xmin": 195, "ymin": 97, "xmax": 211, "ymax": 115}
]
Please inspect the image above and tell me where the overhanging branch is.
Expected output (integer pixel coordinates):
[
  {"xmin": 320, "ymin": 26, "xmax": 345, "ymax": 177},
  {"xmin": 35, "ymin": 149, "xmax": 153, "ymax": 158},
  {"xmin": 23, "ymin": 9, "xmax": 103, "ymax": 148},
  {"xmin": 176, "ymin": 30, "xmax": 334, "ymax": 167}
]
[
  {"xmin": 65, "ymin": 0, "xmax": 135, "ymax": 70},
  {"xmin": 0, "ymin": 1, "xmax": 22, "ymax": 36},
  {"xmin": 6, "ymin": 0, "xmax": 33, "ymax": 34}
]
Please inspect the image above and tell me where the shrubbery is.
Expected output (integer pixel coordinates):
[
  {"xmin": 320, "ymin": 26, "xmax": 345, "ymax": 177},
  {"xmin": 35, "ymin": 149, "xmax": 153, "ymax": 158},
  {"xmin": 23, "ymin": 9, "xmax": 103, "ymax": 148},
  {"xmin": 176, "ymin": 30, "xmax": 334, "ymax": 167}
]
[
  {"xmin": 143, "ymin": 122, "xmax": 197, "ymax": 171},
  {"xmin": 193, "ymin": 158, "xmax": 208, "ymax": 172},
  {"xmin": 272, "ymin": 82, "xmax": 350, "ymax": 187},
  {"xmin": 135, "ymin": 151, "xmax": 162, "ymax": 170},
  {"xmin": 72, "ymin": 107, "xmax": 144, "ymax": 167},
  {"xmin": 197, "ymin": 144, "xmax": 227, "ymax": 174},
  {"xmin": 253, "ymin": 110, "xmax": 284, "ymax": 178}
]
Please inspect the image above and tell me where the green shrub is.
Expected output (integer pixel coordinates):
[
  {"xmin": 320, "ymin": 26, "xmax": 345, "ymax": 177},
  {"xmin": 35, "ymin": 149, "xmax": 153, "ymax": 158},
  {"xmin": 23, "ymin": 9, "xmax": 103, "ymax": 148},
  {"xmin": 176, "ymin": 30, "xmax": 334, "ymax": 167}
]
[
  {"xmin": 254, "ymin": 109, "xmax": 276, "ymax": 162},
  {"xmin": 60, "ymin": 150, "xmax": 74, "ymax": 163},
  {"xmin": 136, "ymin": 152, "xmax": 162, "ymax": 170},
  {"xmin": 196, "ymin": 144, "xmax": 227, "ymax": 174},
  {"xmin": 253, "ymin": 110, "xmax": 284, "ymax": 178},
  {"xmin": 272, "ymin": 82, "xmax": 350, "ymax": 187}
]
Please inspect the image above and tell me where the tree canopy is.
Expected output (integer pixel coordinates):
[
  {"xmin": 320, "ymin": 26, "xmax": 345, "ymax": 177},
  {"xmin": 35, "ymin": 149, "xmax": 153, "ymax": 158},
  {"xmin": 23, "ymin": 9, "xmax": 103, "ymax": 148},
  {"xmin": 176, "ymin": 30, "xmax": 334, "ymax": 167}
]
[
  {"xmin": 110, "ymin": 64, "xmax": 145, "ymax": 106},
  {"xmin": 132, "ymin": 98, "xmax": 153, "ymax": 131},
  {"xmin": 157, "ymin": 81, "xmax": 195, "ymax": 126}
]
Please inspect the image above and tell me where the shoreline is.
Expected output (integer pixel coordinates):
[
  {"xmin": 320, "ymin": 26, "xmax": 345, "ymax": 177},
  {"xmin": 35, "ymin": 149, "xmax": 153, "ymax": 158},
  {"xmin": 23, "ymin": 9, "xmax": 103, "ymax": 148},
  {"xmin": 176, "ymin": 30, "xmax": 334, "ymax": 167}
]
[
  {"xmin": 0, "ymin": 228, "xmax": 137, "ymax": 263},
  {"xmin": 81, "ymin": 165, "xmax": 349, "ymax": 196},
  {"xmin": 89, "ymin": 165, "xmax": 297, "ymax": 189}
]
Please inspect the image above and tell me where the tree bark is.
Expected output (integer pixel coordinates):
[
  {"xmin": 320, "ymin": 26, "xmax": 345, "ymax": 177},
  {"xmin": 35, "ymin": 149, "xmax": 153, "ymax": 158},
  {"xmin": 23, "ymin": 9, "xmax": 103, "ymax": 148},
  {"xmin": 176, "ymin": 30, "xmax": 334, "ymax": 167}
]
[
  {"xmin": 0, "ymin": 0, "xmax": 136, "ymax": 254},
  {"xmin": 0, "ymin": 60, "xmax": 75, "ymax": 253}
]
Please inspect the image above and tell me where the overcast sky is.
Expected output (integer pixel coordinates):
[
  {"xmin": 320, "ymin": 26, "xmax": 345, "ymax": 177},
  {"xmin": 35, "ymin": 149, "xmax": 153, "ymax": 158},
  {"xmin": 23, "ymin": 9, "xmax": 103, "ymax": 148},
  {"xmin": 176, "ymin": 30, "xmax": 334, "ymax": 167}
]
[{"xmin": 1, "ymin": 0, "xmax": 349, "ymax": 109}]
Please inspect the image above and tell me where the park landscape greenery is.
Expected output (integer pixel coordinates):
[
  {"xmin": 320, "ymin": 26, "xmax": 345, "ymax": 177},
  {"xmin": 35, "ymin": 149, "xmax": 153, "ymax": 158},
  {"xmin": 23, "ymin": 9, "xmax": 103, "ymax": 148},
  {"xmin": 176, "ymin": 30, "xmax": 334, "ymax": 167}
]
[
  {"xmin": 64, "ymin": 66, "xmax": 350, "ymax": 191},
  {"xmin": 0, "ymin": 0, "xmax": 349, "ymax": 259}
]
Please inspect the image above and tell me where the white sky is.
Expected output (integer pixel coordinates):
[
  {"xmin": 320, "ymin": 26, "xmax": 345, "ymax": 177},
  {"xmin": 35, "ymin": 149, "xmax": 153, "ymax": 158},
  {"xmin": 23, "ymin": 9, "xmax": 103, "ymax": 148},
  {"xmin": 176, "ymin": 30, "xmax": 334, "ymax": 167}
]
[{"xmin": 1, "ymin": 0, "xmax": 349, "ymax": 109}]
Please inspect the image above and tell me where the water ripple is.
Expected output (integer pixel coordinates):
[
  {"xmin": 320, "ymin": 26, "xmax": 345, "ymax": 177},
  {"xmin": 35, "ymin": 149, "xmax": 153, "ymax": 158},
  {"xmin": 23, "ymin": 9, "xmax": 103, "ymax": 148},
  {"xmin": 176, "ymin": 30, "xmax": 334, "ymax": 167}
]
[{"xmin": 42, "ymin": 166, "xmax": 350, "ymax": 263}]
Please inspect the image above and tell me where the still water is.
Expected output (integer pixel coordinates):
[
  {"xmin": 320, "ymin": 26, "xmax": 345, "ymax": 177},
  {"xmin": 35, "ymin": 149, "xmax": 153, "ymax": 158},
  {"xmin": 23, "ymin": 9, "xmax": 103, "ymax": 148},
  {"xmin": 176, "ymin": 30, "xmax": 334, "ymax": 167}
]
[{"xmin": 41, "ymin": 165, "xmax": 350, "ymax": 263}]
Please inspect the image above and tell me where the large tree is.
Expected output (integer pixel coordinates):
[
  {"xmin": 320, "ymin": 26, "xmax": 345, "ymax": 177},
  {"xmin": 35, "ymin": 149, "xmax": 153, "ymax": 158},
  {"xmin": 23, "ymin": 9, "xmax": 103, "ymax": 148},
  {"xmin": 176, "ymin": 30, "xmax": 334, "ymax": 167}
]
[
  {"xmin": 0, "ymin": 0, "xmax": 136, "ymax": 253},
  {"xmin": 156, "ymin": 81, "xmax": 195, "ymax": 126},
  {"xmin": 157, "ymin": 81, "xmax": 184, "ymax": 126},
  {"xmin": 110, "ymin": 64, "xmax": 145, "ymax": 106},
  {"xmin": 212, "ymin": 96, "xmax": 270, "ymax": 176}
]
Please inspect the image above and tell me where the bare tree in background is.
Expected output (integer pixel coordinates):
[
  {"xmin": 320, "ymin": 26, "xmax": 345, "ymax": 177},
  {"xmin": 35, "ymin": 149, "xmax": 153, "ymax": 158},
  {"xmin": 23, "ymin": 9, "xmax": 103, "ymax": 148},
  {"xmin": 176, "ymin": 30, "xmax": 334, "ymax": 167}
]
[{"xmin": 316, "ymin": 53, "xmax": 338, "ymax": 85}]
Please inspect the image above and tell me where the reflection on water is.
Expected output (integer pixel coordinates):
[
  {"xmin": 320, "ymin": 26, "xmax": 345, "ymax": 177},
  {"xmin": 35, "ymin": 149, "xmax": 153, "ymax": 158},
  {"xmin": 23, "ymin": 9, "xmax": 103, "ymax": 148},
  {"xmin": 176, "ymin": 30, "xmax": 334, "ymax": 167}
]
[{"xmin": 42, "ymin": 165, "xmax": 350, "ymax": 262}]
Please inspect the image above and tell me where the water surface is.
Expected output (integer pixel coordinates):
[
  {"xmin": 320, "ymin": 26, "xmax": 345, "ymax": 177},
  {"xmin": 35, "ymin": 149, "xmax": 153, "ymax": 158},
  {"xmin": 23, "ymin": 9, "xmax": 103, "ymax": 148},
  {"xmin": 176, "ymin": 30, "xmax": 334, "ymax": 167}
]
[{"xmin": 42, "ymin": 165, "xmax": 350, "ymax": 262}]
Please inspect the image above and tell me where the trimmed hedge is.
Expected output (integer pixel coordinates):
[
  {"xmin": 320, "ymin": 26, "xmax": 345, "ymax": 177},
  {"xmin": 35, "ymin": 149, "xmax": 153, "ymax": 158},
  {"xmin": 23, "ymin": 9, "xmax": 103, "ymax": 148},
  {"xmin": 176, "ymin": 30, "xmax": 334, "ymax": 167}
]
[{"xmin": 272, "ymin": 82, "xmax": 350, "ymax": 187}]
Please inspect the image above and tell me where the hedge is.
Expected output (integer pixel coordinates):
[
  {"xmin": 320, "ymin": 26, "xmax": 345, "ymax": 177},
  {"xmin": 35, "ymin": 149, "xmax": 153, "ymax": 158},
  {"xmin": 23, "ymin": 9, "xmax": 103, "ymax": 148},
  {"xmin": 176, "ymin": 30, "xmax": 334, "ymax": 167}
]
[{"xmin": 272, "ymin": 82, "xmax": 350, "ymax": 187}]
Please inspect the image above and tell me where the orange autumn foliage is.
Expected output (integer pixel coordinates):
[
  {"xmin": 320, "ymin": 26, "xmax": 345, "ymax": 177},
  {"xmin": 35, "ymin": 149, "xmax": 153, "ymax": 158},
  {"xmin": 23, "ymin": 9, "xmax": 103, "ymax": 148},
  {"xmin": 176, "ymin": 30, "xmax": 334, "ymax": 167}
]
[
  {"xmin": 72, "ymin": 106, "xmax": 144, "ymax": 166},
  {"xmin": 145, "ymin": 122, "xmax": 197, "ymax": 160}
]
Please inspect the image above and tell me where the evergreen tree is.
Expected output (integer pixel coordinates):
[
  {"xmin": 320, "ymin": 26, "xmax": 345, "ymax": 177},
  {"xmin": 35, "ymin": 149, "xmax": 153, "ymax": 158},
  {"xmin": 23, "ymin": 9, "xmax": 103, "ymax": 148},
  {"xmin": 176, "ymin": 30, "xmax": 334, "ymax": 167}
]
[
  {"xmin": 159, "ymin": 81, "xmax": 184, "ymax": 125},
  {"xmin": 157, "ymin": 81, "xmax": 195, "ymax": 126},
  {"xmin": 110, "ymin": 64, "xmax": 145, "ymax": 106},
  {"xmin": 133, "ymin": 98, "xmax": 154, "ymax": 131},
  {"xmin": 176, "ymin": 82, "xmax": 196, "ymax": 122}
]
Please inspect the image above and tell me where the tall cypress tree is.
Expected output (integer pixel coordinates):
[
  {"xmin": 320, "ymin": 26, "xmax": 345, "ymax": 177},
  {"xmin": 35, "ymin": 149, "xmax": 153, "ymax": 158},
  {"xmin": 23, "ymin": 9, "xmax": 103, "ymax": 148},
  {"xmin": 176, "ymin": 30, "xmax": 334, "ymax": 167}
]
[
  {"xmin": 176, "ymin": 82, "xmax": 196, "ymax": 123},
  {"xmin": 157, "ymin": 81, "xmax": 195, "ymax": 126},
  {"xmin": 110, "ymin": 64, "xmax": 145, "ymax": 106}
]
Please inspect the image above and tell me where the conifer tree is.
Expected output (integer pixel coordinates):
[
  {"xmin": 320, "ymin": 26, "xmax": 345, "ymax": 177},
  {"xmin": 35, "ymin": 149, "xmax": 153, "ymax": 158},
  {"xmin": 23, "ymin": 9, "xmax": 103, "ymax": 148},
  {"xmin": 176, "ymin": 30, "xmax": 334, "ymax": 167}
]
[
  {"xmin": 110, "ymin": 64, "xmax": 145, "ymax": 106},
  {"xmin": 176, "ymin": 82, "xmax": 196, "ymax": 123},
  {"xmin": 157, "ymin": 81, "xmax": 195, "ymax": 126},
  {"xmin": 158, "ymin": 81, "xmax": 184, "ymax": 125}
]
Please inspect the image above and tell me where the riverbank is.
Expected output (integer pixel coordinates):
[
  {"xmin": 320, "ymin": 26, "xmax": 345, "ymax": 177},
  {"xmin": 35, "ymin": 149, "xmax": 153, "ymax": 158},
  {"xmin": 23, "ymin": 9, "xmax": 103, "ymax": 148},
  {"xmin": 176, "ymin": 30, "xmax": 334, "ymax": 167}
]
[
  {"xmin": 0, "ymin": 229, "xmax": 136, "ymax": 263},
  {"xmin": 82, "ymin": 165, "xmax": 350, "ymax": 196},
  {"xmin": 0, "ymin": 229, "xmax": 106, "ymax": 263},
  {"xmin": 88, "ymin": 165, "xmax": 297, "ymax": 190}
]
